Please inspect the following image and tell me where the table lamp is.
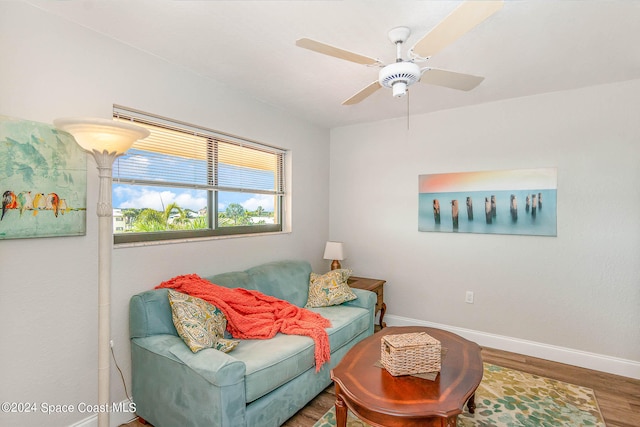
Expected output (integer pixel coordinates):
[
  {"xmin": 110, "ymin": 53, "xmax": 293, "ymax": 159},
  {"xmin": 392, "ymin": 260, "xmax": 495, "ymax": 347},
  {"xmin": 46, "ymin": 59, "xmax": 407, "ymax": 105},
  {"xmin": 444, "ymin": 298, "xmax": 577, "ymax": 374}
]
[{"xmin": 323, "ymin": 241, "xmax": 345, "ymax": 270}]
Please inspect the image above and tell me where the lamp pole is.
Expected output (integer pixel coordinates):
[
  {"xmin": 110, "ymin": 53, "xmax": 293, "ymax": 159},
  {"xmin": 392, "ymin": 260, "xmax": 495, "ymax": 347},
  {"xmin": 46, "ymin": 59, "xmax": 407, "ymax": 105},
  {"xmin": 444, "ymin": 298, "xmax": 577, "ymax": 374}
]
[{"xmin": 94, "ymin": 149, "xmax": 120, "ymax": 427}]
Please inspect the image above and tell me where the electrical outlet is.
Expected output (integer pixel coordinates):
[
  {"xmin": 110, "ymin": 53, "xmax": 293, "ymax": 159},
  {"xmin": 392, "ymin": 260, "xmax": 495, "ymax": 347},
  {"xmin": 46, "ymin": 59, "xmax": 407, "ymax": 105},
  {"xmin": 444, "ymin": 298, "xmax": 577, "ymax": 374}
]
[{"xmin": 465, "ymin": 291, "xmax": 474, "ymax": 304}]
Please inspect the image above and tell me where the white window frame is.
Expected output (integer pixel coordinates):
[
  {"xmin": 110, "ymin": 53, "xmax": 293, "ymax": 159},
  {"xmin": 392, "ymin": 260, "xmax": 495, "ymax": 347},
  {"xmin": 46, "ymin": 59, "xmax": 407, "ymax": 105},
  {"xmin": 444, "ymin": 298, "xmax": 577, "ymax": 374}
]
[{"xmin": 112, "ymin": 106, "xmax": 287, "ymax": 244}]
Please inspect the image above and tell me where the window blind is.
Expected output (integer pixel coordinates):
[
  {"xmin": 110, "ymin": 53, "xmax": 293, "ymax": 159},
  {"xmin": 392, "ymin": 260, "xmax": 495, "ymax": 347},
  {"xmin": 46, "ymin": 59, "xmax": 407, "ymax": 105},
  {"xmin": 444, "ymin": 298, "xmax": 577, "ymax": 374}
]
[{"xmin": 113, "ymin": 107, "xmax": 285, "ymax": 196}]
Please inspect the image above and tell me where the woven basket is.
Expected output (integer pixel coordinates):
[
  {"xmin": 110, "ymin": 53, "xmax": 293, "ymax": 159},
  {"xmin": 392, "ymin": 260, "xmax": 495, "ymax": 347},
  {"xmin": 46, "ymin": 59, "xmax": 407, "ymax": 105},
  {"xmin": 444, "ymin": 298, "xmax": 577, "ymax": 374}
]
[{"xmin": 381, "ymin": 332, "xmax": 441, "ymax": 376}]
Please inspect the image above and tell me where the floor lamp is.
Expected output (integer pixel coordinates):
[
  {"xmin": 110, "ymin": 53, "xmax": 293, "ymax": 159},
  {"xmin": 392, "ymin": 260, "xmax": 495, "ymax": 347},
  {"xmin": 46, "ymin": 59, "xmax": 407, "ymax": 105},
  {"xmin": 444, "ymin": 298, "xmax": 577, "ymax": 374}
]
[{"xmin": 54, "ymin": 118, "xmax": 149, "ymax": 427}]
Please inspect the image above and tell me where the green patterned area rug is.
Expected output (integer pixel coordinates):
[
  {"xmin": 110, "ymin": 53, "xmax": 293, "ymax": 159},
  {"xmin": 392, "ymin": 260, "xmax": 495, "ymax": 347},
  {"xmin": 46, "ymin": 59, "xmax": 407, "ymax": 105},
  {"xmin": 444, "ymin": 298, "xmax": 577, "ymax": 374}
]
[{"xmin": 314, "ymin": 363, "xmax": 605, "ymax": 427}]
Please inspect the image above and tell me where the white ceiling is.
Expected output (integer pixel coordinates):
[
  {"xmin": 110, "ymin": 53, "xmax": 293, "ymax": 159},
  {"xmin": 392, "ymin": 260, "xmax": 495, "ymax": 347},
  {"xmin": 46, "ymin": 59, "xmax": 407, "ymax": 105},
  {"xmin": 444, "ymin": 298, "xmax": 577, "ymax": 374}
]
[{"xmin": 26, "ymin": 0, "xmax": 640, "ymax": 129}]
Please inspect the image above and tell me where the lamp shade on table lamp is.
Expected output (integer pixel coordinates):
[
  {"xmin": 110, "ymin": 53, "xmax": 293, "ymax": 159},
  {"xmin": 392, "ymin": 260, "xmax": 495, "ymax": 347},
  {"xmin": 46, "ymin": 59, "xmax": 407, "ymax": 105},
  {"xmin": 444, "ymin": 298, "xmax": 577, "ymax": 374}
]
[{"xmin": 323, "ymin": 241, "xmax": 345, "ymax": 270}]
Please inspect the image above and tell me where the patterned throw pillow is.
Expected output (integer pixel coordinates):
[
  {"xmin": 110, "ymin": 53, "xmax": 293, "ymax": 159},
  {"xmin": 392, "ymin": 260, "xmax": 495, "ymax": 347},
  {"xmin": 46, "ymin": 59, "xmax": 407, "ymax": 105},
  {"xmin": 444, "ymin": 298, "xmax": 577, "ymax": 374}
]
[
  {"xmin": 305, "ymin": 269, "xmax": 357, "ymax": 308},
  {"xmin": 214, "ymin": 338, "xmax": 239, "ymax": 353},
  {"xmin": 168, "ymin": 289, "xmax": 238, "ymax": 353}
]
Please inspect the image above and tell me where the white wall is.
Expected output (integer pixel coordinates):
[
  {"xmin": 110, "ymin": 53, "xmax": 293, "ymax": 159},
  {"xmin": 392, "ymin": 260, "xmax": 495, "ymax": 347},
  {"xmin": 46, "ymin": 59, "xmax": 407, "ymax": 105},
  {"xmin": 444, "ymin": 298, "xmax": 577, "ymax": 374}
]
[
  {"xmin": 0, "ymin": 3, "xmax": 330, "ymax": 426},
  {"xmin": 329, "ymin": 79, "xmax": 640, "ymax": 377}
]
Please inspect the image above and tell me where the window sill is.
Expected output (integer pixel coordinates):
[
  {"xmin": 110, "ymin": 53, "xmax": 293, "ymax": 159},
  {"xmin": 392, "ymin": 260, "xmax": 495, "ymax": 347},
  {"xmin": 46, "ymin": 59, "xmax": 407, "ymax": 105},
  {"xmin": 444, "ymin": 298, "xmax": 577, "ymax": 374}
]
[{"xmin": 114, "ymin": 230, "xmax": 292, "ymax": 249}]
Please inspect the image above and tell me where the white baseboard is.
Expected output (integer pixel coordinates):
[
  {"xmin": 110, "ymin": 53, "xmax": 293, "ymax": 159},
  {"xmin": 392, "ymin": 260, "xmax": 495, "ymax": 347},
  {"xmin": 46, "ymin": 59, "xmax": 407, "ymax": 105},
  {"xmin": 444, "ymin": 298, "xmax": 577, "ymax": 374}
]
[
  {"xmin": 68, "ymin": 399, "xmax": 137, "ymax": 427},
  {"xmin": 385, "ymin": 314, "xmax": 640, "ymax": 380}
]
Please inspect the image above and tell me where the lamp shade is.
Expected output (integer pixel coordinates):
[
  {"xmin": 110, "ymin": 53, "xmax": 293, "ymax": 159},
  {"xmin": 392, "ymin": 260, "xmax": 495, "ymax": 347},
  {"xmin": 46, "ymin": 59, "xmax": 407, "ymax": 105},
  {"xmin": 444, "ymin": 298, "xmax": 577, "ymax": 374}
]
[
  {"xmin": 54, "ymin": 117, "xmax": 149, "ymax": 154},
  {"xmin": 323, "ymin": 241, "xmax": 345, "ymax": 261}
]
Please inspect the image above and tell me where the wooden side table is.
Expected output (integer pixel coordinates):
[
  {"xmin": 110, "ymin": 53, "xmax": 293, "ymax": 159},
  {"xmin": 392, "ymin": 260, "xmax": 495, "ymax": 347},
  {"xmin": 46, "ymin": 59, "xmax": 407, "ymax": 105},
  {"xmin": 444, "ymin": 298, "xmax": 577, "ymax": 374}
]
[{"xmin": 348, "ymin": 276, "xmax": 386, "ymax": 330}]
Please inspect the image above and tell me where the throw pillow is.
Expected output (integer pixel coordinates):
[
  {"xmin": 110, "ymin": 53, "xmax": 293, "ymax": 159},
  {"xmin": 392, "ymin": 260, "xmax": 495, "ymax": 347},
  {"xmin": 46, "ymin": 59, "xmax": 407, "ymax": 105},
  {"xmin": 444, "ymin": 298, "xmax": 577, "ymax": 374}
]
[
  {"xmin": 215, "ymin": 338, "xmax": 240, "ymax": 353},
  {"xmin": 168, "ymin": 289, "xmax": 238, "ymax": 353},
  {"xmin": 305, "ymin": 268, "xmax": 357, "ymax": 308}
]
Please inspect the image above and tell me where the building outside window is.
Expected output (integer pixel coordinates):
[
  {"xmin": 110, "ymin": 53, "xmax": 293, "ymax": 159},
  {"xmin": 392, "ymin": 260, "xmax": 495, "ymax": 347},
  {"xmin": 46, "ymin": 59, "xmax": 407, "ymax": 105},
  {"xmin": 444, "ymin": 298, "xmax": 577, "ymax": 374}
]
[{"xmin": 112, "ymin": 106, "xmax": 286, "ymax": 244}]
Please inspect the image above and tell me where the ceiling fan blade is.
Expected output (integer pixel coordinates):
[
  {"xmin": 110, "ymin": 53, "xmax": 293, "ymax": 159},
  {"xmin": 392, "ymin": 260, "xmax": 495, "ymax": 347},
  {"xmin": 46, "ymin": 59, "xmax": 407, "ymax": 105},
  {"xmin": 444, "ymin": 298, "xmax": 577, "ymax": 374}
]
[
  {"xmin": 411, "ymin": 0, "xmax": 504, "ymax": 58},
  {"xmin": 342, "ymin": 81, "xmax": 382, "ymax": 105},
  {"xmin": 296, "ymin": 38, "xmax": 380, "ymax": 66},
  {"xmin": 420, "ymin": 68, "xmax": 485, "ymax": 91}
]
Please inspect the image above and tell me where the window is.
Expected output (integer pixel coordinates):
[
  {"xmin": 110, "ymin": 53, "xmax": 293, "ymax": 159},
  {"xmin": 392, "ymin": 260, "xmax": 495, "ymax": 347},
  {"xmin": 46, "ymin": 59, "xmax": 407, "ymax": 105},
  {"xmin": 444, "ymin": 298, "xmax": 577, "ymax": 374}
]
[{"xmin": 112, "ymin": 106, "xmax": 286, "ymax": 244}]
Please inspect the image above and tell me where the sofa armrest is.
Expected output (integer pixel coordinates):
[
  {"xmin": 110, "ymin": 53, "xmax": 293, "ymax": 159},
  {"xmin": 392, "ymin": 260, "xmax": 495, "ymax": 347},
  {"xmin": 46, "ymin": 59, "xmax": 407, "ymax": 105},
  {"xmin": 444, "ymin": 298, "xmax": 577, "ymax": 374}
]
[
  {"xmin": 343, "ymin": 288, "xmax": 376, "ymax": 311},
  {"xmin": 341, "ymin": 288, "xmax": 376, "ymax": 338},
  {"xmin": 168, "ymin": 342, "xmax": 246, "ymax": 387},
  {"xmin": 131, "ymin": 336, "xmax": 248, "ymax": 427}
]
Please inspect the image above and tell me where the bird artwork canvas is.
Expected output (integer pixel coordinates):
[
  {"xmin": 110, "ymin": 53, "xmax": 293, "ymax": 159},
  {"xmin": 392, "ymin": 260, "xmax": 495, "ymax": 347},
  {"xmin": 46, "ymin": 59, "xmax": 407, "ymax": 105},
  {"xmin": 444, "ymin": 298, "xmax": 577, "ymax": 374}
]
[{"xmin": 0, "ymin": 116, "xmax": 87, "ymax": 239}]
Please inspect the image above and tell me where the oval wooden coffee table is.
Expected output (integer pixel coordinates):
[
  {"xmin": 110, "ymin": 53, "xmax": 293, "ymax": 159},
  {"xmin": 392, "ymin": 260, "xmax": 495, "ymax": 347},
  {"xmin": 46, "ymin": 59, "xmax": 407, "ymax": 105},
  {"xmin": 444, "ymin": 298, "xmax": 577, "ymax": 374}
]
[{"xmin": 331, "ymin": 326, "xmax": 483, "ymax": 427}]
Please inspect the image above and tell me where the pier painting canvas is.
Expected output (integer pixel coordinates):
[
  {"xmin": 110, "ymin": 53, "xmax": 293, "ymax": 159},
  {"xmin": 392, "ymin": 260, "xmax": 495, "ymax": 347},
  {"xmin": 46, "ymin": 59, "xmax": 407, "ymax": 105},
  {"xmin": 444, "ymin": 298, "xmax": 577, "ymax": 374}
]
[
  {"xmin": 0, "ymin": 116, "xmax": 87, "ymax": 239},
  {"xmin": 419, "ymin": 168, "xmax": 557, "ymax": 236}
]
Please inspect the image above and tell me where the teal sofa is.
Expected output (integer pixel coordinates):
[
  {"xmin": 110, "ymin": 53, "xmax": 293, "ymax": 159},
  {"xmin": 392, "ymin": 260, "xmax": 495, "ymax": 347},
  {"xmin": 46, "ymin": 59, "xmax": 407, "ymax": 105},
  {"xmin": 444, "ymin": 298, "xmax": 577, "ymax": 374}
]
[{"xmin": 129, "ymin": 260, "xmax": 376, "ymax": 427}]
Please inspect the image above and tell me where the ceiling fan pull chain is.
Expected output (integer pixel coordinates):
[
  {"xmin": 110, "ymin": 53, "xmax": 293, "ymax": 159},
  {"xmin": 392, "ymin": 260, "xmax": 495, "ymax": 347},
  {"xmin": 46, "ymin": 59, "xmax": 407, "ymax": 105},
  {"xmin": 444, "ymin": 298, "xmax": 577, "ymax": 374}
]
[{"xmin": 407, "ymin": 88, "xmax": 410, "ymax": 130}]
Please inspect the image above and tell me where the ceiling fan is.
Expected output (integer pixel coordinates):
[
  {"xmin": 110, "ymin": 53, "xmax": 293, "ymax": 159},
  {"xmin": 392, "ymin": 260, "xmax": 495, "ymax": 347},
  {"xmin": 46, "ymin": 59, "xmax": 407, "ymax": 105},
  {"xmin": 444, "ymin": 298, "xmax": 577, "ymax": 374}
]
[{"xmin": 296, "ymin": 0, "xmax": 504, "ymax": 105}]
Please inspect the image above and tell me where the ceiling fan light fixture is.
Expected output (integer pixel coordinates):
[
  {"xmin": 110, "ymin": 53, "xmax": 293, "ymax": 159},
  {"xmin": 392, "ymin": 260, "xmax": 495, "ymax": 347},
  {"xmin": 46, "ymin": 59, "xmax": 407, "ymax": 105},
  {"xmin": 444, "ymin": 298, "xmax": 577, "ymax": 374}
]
[
  {"xmin": 379, "ymin": 61, "xmax": 421, "ymax": 97},
  {"xmin": 392, "ymin": 81, "xmax": 407, "ymax": 97}
]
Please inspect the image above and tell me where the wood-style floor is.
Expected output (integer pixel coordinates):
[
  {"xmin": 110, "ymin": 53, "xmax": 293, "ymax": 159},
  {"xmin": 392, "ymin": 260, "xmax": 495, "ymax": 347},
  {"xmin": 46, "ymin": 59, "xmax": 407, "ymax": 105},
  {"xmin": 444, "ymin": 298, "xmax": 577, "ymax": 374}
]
[{"xmin": 120, "ymin": 347, "xmax": 640, "ymax": 427}]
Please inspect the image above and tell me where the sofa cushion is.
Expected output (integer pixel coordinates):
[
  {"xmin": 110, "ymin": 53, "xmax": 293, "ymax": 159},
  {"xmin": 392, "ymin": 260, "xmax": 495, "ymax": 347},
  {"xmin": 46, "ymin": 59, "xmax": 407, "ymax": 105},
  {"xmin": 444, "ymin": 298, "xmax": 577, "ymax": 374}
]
[
  {"xmin": 230, "ymin": 304, "xmax": 371, "ymax": 403},
  {"xmin": 206, "ymin": 270, "xmax": 255, "ymax": 291},
  {"xmin": 308, "ymin": 305, "xmax": 371, "ymax": 353},
  {"xmin": 206, "ymin": 260, "xmax": 312, "ymax": 308},
  {"xmin": 130, "ymin": 288, "xmax": 178, "ymax": 339},
  {"xmin": 305, "ymin": 269, "xmax": 357, "ymax": 308},
  {"xmin": 246, "ymin": 261, "xmax": 311, "ymax": 307},
  {"xmin": 168, "ymin": 290, "xmax": 230, "ymax": 353}
]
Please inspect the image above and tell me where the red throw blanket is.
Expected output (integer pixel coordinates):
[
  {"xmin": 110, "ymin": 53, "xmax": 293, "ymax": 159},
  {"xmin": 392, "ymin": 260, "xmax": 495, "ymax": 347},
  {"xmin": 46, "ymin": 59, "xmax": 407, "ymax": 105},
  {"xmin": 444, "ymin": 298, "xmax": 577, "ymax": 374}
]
[{"xmin": 157, "ymin": 274, "xmax": 332, "ymax": 371}]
